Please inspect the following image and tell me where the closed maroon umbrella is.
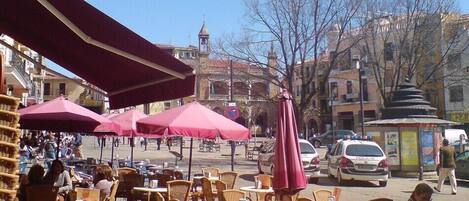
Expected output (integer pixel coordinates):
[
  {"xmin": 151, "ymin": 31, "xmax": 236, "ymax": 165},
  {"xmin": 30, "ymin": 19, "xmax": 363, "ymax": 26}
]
[
  {"xmin": 19, "ymin": 96, "xmax": 119, "ymax": 158},
  {"xmin": 272, "ymin": 90, "xmax": 307, "ymax": 195},
  {"xmin": 0, "ymin": 0, "xmax": 195, "ymax": 109}
]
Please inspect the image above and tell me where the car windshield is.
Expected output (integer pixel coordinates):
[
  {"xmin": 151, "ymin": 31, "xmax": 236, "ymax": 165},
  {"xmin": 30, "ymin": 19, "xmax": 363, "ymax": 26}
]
[
  {"xmin": 346, "ymin": 144, "xmax": 383, "ymax": 157},
  {"xmin": 300, "ymin": 142, "xmax": 316, "ymax": 154}
]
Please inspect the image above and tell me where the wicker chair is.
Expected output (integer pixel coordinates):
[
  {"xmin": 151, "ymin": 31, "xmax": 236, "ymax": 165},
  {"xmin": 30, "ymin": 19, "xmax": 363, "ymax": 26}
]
[
  {"xmin": 264, "ymin": 193, "xmax": 298, "ymax": 201},
  {"xmin": 167, "ymin": 180, "xmax": 192, "ymax": 201},
  {"xmin": 152, "ymin": 192, "xmax": 165, "ymax": 201},
  {"xmin": 116, "ymin": 167, "xmax": 138, "ymax": 198},
  {"xmin": 313, "ymin": 189, "xmax": 333, "ymax": 201},
  {"xmin": 264, "ymin": 192, "xmax": 275, "ymax": 201},
  {"xmin": 254, "ymin": 174, "xmax": 272, "ymax": 189},
  {"xmin": 202, "ymin": 167, "xmax": 220, "ymax": 178},
  {"xmin": 105, "ymin": 180, "xmax": 120, "ymax": 201},
  {"xmin": 219, "ymin": 171, "xmax": 238, "ymax": 189},
  {"xmin": 333, "ymin": 187, "xmax": 342, "ymax": 201},
  {"xmin": 124, "ymin": 173, "xmax": 144, "ymax": 201},
  {"xmin": 215, "ymin": 180, "xmax": 227, "ymax": 201},
  {"xmin": 117, "ymin": 167, "xmax": 138, "ymax": 176},
  {"xmin": 222, "ymin": 189, "xmax": 250, "ymax": 201},
  {"xmin": 202, "ymin": 177, "xmax": 216, "ymax": 201},
  {"xmin": 25, "ymin": 185, "xmax": 59, "ymax": 201}
]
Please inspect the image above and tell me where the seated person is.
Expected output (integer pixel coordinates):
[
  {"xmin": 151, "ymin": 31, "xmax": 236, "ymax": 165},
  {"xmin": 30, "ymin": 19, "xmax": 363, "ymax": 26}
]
[
  {"xmin": 44, "ymin": 160, "xmax": 73, "ymax": 201},
  {"xmin": 409, "ymin": 183, "xmax": 433, "ymax": 201},
  {"xmin": 93, "ymin": 164, "xmax": 114, "ymax": 198},
  {"xmin": 18, "ymin": 164, "xmax": 46, "ymax": 201}
]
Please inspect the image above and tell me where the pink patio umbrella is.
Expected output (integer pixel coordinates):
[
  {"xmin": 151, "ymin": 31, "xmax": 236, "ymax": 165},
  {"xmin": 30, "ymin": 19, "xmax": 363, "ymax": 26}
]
[
  {"xmin": 272, "ymin": 90, "xmax": 307, "ymax": 195},
  {"xmin": 109, "ymin": 109, "xmax": 148, "ymax": 166},
  {"xmin": 136, "ymin": 101, "xmax": 250, "ymax": 179},
  {"xmin": 19, "ymin": 96, "xmax": 119, "ymax": 158}
]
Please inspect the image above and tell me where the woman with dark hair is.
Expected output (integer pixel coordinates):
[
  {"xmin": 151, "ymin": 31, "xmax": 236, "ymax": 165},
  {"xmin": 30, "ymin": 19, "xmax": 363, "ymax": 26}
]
[
  {"xmin": 409, "ymin": 183, "xmax": 433, "ymax": 201},
  {"xmin": 18, "ymin": 164, "xmax": 46, "ymax": 201},
  {"xmin": 44, "ymin": 160, "xmax": 73, "ymax": 201},
  {"xmin": 93, "ymin": 164, "xmax": 114, "ymax": 198}
]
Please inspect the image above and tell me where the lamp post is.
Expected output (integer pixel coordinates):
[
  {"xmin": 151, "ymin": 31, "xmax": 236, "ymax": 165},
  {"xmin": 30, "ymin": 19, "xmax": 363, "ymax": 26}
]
[{"xmin": 355, "ymin": 60, "xmax": 365, "ymax": 137}]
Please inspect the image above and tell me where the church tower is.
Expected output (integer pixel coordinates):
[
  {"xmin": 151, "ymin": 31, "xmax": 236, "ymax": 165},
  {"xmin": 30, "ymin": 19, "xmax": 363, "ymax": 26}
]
[
  {"xmin": 198, "ymin": 22, "xmax": 210, "ymax": 56},
  {"xmin": 267, "ymin": 41, "xmax": 278, "ymax": 97},
  {"xmin": 197, "ymin": 22, "xmax": 210, "ymax": 100}
]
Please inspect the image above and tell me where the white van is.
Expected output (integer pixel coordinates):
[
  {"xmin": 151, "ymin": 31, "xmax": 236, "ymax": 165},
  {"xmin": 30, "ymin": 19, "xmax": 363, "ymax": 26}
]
[{"xmin": 444, "ymin": 129, "xmax": 467, "ymax": 144}]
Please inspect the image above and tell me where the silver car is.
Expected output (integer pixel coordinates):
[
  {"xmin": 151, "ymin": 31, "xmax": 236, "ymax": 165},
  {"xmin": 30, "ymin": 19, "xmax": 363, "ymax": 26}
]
[
  {"xmin": 456, "ymin": 150, "xmax": 469, "ymax": 179},
  {"xmin": 257, "ymin": 139, "xmax": 321, "ymax": 183}
]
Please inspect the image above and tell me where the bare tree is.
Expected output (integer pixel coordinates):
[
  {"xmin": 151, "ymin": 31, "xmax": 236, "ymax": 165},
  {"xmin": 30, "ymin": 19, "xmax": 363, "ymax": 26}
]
[
  {"xmin": 357, "ymin": 0, "xmax": 469, "ymax": 105},
  {"xmin": 217, "ymin": 0, "xmax": 362, "ymax": 132}
]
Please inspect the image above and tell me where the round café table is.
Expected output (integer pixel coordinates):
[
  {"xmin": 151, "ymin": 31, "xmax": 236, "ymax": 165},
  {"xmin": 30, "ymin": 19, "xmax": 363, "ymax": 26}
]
[
  {"xmin": 133, "ymin": 187, "xmax": 167, "ymax": 201},
  {"xmin": 240, "ymin": 186, "xmax": 274, "ymax": 201}
]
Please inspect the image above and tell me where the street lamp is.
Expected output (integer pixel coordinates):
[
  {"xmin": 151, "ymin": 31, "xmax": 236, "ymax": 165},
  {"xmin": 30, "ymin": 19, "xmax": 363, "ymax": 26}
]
[{"xmin": 355, "ymin": 58, "xmax": 365, "ymax": 137}]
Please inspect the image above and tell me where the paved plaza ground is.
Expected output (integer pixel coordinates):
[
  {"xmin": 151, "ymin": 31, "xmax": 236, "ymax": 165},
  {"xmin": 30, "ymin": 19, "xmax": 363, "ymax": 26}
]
[{"xmin": 81, "ymin": 136, "xmax": 469, "ymax": 201}]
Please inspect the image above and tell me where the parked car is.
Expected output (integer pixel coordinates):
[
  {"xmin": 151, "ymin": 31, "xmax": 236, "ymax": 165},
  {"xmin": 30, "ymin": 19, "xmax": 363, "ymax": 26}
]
[
  {"xmin": 327, "ymin": 139, "xmax": 389, "ymax": 187},
  {"xmin": 257, "ymin": 139, "xmax": 321, "ymax": 183},
  {"xmin": 309, "ymin": 130, "xmax": 357, "ymax": 148},
  {"xmin": 456, "ymin": 150, "xmax": 469, "ymax": 179}
]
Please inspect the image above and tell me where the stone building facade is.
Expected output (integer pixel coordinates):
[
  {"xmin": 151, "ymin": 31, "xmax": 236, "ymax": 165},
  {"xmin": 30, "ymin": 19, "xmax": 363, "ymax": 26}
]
[{"xmin": 157, "ymin": 23, "xmax": 278, "ymax": 135}]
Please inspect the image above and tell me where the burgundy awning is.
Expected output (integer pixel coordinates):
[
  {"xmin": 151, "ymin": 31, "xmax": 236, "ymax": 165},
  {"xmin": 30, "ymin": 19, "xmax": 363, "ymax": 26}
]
[{"xmin": 0, "ymin": 0, "xmax": 195, "ymax": 109}]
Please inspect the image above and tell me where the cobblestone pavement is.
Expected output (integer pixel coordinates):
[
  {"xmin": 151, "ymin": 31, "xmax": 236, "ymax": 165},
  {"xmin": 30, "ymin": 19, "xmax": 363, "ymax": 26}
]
[{"xmin": 81, "ymin": 136, "xmax": 469, "ymax": 201}]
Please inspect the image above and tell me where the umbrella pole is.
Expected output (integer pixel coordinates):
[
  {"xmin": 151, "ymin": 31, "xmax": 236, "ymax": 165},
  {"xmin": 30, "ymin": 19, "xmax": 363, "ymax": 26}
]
[
  {"xmin": 231, "ymin": 141, "xmax": 235, "ymax": 171},
  {"xmin": 56, "ymin": 132, "xmax": 61, "ymax": 159},
  {"xmin": 130, "ymin": 136, "xmax": 134, "ymax": 167},
  {"xmin": 99, "ymin": 138, "xmax": 104, "ymax": 164},
  {"xmin": 111, "ymin": 137, "xmax": 115, "ymax": 167},
  {"xmin": 187, "ymin": 138, "xmax": 193, "ymax": 181}
]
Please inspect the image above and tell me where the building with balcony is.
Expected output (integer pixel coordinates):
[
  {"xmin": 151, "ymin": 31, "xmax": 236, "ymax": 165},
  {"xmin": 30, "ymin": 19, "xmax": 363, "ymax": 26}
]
[
  {"xmin": 0, "ymin": 34, "xmax": 46, "ymax": 106},
  {"xmin": 443, "ymin": 14, "xmax": 469, "ymax": 132},
  {"xmin": 43, "ymin": 71, "xmax": 106, "ymax": 113}
]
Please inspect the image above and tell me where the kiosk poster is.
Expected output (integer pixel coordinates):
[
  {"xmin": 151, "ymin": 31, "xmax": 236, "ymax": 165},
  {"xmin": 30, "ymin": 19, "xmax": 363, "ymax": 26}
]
[
  {"xmin": 420, "ymin": 130, "xmax": 435, "ymax": 166},
  {"xmin": 385, "ymin": 131, "xmax": 400, "ymax": 166},
  {"xmin": 401, "ymin": 131, "xmax": 419, "ymax": 166}
]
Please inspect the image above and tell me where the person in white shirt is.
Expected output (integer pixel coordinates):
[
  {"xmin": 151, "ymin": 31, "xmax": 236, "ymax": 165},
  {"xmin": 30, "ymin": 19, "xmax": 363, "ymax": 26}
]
[
  {"xmin": 93, "ymin": 164, "xmax": 114, "ymax": 198},
  {"xmin": 44, "ymin": 160, "xmax": 73, "ymax": 201}
]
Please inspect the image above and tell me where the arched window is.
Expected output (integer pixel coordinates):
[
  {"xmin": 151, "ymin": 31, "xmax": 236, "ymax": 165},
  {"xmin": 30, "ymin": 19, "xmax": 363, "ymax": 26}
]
[
  {"xmin": 210, "ymin": 81, "xmax": 228, "ymax": 95},
  {"xmin": 234, "ymin": 82, "xmax": 249, "ymax": 95},
  {"xmin": 252, "ymin": 82, "xmax": 268, "ymax": 97}
]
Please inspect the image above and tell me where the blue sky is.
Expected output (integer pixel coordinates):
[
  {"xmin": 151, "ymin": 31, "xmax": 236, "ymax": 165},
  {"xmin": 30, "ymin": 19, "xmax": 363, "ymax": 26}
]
[{"xmin": 49, "ymin": 0, "xmax": 469, "ymax": 77}]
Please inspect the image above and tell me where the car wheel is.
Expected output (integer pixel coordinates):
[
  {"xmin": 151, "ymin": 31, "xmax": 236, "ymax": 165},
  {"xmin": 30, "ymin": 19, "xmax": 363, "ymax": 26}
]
[
  {"xmin": 257, "ymin": 161, "xmax": 264, "ymax": 174},
  {"xmin": 379, "ymin": 181, "xmax": 387, "ymax": 187},
  {"xmin": 313, "ymin": 140, "xmax": 321, "ymax": 148},
  {"xmin": 337, "ymin": 169, "xmax": 345, "ymax": 186}
]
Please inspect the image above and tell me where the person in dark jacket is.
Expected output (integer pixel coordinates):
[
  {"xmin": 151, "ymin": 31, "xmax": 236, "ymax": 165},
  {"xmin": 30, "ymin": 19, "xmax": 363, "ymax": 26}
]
[
  {"xmin": 18, "ymin": 164, "xmax": 46, "ymax": 201},
  {"xmin": 434, "ymin": 139, "xmax": 457, "ymax": 195}
]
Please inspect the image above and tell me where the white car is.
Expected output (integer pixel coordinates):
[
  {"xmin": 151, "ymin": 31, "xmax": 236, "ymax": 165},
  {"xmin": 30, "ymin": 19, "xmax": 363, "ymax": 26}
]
[
  {"xmin": 327, "ymin": 139, "xmax": 389, "ymax": 187},
  {"xmin": 257, "ymin": 139, "xmax": 321, "ymax": 183}
]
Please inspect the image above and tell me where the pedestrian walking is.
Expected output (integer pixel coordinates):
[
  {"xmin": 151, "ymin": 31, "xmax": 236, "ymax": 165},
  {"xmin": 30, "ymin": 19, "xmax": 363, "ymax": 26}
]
[
  {"xmin": 72, "ymin": 133, "xmax": 83, "ymax": 158},
  {"xmin": 156, "ymin": 138, "xmax": 161, "ymax": 150},
  {"xmin": 434, "ymin": 139, "xmax": 457, "ymax": 195},
  {"xmin": 44, "ymin": 134, "xmax": 57, "ymax": 169}
]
